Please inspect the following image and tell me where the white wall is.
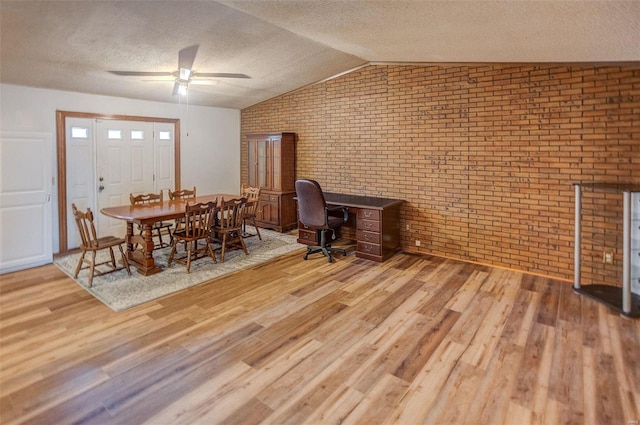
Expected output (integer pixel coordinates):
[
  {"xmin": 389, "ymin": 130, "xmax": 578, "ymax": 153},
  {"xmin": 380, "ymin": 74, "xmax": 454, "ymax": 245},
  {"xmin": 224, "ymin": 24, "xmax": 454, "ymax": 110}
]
[{"xmin": 0, "ymin": 83, "xmax": 241, "ymax": 253}]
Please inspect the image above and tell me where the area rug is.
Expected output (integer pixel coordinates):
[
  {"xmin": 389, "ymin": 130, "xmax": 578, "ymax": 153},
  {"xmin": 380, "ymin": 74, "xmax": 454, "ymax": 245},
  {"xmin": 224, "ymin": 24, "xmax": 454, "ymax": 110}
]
[{"xmin": 54, "ymin": 227, "xmax": 305, "ymax": 311}]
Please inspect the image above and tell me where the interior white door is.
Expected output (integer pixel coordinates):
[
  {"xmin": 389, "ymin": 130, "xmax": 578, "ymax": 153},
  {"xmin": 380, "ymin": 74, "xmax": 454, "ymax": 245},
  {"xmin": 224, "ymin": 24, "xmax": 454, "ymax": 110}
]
[
  {"xmin": 0, "ymin": 132, "xmax": 53, "ymax": 274},
  {"xmin": 96, "ymin": 120, "xmax": 155, "ymax": 238}
]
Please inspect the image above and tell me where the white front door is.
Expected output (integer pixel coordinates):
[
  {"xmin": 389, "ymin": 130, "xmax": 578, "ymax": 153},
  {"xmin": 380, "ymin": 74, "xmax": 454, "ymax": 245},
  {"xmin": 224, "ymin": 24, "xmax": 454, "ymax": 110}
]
[
  {"xmin": 95, "ymin": 120, "xmax": 155, "ymax": 238},
  {"xmin": 0, "ymin": 132, "xmax": 53, "ymax": 273},
  {"xmin": 154, "ymin": 122, "xmax": 176, "ymax": 195},
  {"xmin": 65, "ymin": 117, "xmax": 176, "ymax": 248},
  {"xmin": 65, "ymin": 118, "xmax": 95, "ymax": 249}
]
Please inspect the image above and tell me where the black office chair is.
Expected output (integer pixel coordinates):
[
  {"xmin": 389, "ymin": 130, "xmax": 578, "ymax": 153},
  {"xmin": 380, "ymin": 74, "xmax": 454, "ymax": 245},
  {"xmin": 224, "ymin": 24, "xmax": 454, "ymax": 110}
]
[{"xmin": 295, "ymin": 179, "xmax": 348, "ymax": 263}]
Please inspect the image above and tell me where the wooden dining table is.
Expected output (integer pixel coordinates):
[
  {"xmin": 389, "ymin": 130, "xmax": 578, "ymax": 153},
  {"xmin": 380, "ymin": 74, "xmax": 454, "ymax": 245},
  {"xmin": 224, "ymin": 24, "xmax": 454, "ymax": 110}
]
[{"xmin": 101, "ymin": 194, "xmax": 239, "ymax": 275}]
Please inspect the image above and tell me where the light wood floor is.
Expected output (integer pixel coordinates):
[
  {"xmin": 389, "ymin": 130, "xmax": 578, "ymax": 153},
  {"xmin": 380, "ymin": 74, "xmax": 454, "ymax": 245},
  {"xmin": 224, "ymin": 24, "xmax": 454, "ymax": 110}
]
[{"xmin": 1, "ymin": 247, "xmax": 639, "ymax": 425}]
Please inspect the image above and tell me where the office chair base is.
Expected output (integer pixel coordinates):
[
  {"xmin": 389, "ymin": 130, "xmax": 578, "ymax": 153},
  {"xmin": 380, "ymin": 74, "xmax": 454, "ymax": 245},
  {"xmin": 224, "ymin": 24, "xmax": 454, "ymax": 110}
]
[{"xmin": 304, "ymin": 245, "xmax": 347, "ymax": 263}]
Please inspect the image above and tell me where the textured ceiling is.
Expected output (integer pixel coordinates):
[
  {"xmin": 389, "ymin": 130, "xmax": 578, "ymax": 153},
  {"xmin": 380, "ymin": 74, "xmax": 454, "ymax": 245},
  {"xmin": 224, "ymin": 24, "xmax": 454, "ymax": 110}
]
[{"xmin": 1, "ymin": 0, "xmax": 639, "ymax": 109}]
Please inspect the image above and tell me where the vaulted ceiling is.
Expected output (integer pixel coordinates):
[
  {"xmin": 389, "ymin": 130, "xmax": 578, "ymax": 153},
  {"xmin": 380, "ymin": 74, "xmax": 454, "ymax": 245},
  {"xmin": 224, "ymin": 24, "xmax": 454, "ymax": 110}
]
[{"xmin": 1, "ymin": 1, "xmax": 638, "ymax": 109}]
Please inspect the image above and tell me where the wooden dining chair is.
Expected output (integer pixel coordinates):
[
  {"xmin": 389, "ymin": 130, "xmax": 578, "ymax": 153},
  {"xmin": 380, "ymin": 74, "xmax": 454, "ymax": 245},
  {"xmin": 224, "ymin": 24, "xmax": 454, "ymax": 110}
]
[
  {"xmin": 212, "ymin": 198, "xmax": 249, "ymax": 262},
  {"xmin": 129, "ymin": 192, "xmax": 173, "ymax": 249},
  {"xmin": 168, "ymin": 186, "xmax": 197, "ymax": 234},
  {"xmin": 71, "ymin": 204, "xmax": 131, "ymax": 287},
  {"xmin": 168, "ymin": 201, "xmax": 218, "ymax": 273},
  {"xmin": 241, "ymin": 184, "xmax": 261, "ymax": 240}
]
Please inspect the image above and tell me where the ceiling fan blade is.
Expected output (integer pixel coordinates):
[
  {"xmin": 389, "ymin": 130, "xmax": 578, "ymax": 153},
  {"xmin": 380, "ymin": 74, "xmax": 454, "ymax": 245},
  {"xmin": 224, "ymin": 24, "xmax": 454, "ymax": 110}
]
[
  {"xmin": 178, "ymin": 45, "xmax": 199, "ymax": 71},
  {"xmin": 194, "ymin": 72, "xmax": 251, "ymax": 79},
  {"xmin": 109, "ymin": 71, "xmax": 174, "ymax": 77},
  {"xmin": 172, "ymin": 81, "xmax": 180, "ymax": 96},
  {"xmin": 190, "ymin": 80, "xmax": 218, "ymax": 85}
]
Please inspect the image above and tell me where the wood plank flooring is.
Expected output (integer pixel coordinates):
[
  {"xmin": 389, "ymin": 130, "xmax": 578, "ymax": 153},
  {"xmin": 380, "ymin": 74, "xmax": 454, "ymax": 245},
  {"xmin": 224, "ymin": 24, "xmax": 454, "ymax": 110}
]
[{"xmin": 1, "ymin": 248, "xmax": 639, "ymax": 424}]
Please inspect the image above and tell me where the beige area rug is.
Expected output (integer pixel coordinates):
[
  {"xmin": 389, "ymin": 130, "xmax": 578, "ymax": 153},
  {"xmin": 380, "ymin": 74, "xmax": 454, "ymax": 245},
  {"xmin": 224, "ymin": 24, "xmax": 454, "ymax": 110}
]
[{"xmin": 54, "ymin": 227, "xmax": 305, "ymax": 311}]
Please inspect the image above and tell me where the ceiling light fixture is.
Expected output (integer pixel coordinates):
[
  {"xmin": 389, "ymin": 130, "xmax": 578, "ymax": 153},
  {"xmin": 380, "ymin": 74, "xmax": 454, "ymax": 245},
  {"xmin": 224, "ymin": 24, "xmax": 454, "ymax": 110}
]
[
  {"xmin": 177, "ymin": 82, "xmax": 188, "ymax": 96},
  {"xmin": 179, "ymin": 67, "xmax": 191, "ymax": 81}
]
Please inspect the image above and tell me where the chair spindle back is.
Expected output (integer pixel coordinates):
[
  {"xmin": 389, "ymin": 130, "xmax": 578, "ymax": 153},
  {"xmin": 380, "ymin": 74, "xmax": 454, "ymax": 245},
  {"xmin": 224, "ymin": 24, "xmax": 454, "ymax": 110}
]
[
  {"xmin": 217, "ymin": 198, "xmax": 247, "ymax": 231},
  {"xmin": 183, "ymin": 201, "xmax": 218, "ymax": 239},
  {"xmin": 169, "ymin": 187, "xmax": 197, "ymax": 200},
  {"xmin": 130, "ymin": 192, "xmax": 163, "ymax": 205},
  {"xmin": 72, "ymin": 204, "xmax": 99, "ymax": 248}
]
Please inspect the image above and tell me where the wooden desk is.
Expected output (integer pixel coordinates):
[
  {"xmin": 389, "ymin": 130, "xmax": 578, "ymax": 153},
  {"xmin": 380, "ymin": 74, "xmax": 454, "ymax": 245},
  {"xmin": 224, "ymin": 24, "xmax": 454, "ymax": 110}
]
[
  {"xmin": 101, "ymin": 194, "xmax": 238, "ymax": 275},
  {"xmin": 296, "ymin": 193, "xmax": 403, "ymax": 262}
]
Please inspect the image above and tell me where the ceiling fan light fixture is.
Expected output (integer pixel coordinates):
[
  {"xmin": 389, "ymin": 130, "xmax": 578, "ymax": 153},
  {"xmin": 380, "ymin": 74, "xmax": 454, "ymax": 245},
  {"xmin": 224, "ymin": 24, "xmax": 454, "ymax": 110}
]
[
  {"xmin": 111, "ymin": 45, "xmax": 249, "ymax": 97},
  {"xmin": 179, "ymin": 67, "xmax": 191, "ymax": 81}
]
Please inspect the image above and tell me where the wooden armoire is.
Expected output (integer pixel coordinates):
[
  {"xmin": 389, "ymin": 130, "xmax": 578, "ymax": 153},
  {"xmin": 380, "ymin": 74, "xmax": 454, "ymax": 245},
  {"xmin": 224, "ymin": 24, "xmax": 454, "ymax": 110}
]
[{"xmin": 245, "ymin": 132, "xmax": 297, "ymax": 232}]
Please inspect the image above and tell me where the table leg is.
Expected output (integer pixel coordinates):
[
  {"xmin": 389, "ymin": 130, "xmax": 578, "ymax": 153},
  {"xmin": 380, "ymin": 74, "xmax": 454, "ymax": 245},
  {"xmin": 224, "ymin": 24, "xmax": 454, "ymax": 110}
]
[
  {"xmin": 126, "ymin": 222, "xmax": 162, "ymax": 275},
  {"xmin": 126, "ymin": 222, "xmax": 135, "ymax": 253}
]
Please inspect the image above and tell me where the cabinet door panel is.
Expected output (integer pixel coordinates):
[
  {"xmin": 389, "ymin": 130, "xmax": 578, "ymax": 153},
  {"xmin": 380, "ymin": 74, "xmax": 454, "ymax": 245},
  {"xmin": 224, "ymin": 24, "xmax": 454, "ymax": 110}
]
[
  {"xmin": 261, "ymin": 200, "xmax": 280, "ymax": 225},
  {"xmin": 257, "ymin": 140, "xmax": 269, "ymax": 188},
  {"xmin": 248, "ymin": 140, "xmax": 257, "ymax": 187},
  {"xmin": 271, "ymin": 137, "xmax": 281, "ymax": 191},
  {"xmin": 269, "ymin": 202, "xmax": 280, "ymax": 224}
]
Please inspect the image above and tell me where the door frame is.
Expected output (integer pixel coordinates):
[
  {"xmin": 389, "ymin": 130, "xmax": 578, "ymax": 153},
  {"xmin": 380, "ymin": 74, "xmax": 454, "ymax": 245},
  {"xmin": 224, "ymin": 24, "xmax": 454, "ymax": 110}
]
[{"xmin": 56, "ymin": 110, "xmax": 181, "ymax": 253}]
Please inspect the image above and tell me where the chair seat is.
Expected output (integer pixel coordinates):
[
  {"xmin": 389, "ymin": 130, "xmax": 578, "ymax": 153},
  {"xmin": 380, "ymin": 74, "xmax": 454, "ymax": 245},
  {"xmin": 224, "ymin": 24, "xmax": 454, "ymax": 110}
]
[
  {"xmin": 326, "ymin": 216, "xmax": 344, "ymax": 229},
  {"xmin": 92, "ymin": 236, "xmax": 127, "ymax": 249},
  {"xmin": 153, "ymin": 221, "xmax": 174, "ymax": 236}
]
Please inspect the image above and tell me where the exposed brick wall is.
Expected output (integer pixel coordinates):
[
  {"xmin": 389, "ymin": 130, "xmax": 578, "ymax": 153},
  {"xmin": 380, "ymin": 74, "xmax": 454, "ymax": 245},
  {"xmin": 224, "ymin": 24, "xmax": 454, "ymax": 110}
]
[{"xmin": 241, "ymin": 64, "xmax": 640, "ymax": 282}]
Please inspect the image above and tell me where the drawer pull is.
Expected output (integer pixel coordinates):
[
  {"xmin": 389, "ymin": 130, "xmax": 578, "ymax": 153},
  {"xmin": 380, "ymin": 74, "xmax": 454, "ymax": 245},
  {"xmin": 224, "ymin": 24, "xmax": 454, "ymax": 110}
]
[
  {"xmin": 365, "ymin": 234, "xmax": 373, "ymax": 241},
  {"xmin": 364, "ymin": 222, "xmax": 373, "ymax": 229},
  {"xmin": 364, "ymin": 211, "xmax": 373, "ymax": 218}
]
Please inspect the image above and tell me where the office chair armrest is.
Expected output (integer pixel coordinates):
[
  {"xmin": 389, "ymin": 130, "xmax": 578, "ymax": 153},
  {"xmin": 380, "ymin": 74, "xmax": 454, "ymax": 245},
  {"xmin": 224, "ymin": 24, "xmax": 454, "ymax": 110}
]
[{"xmin": 326, "ymin": 205, "xmax": 349, "ymax": 223}]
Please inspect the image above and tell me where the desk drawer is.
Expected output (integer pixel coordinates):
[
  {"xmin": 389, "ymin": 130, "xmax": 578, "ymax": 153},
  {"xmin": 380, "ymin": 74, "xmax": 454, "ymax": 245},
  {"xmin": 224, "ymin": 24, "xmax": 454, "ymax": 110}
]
[
  {"xmin": 357, "ymin": 241, "xmax": 381, "ymax": 256},
  {"xmin": 357, "ymin": 229, "xmax": 381, "ymax": 244},
  {"xmin": 357, "ymin": 208, "xmax": 381, "ymax": 221},
  {"xmin": 298, "ymin": 229, "xmax": 317, "ymax": 244},
  {"xmin": 357, "ymin": 219, "xmax": 380, "ymax": 232}
]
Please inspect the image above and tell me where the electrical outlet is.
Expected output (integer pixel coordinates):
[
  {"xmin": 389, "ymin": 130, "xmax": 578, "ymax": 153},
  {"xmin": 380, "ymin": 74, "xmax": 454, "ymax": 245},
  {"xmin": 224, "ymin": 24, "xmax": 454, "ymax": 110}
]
[
  {"xmin": 415, "ymin": 240, "xmax": 421, "ymax": 247},
  {"xmin": 603, "ymin": 251, "xmax": 614, "ymax": 264},
  {"xmin": 406, "ymin": 224, "xmax": 410, "ymax": 231}
]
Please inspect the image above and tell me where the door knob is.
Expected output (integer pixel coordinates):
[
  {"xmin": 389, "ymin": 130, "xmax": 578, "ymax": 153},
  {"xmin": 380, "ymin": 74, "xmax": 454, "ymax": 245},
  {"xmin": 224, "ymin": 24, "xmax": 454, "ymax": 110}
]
[{"xmin": 98, "ymin": 185, "xmax": 105, "ymax": 192}]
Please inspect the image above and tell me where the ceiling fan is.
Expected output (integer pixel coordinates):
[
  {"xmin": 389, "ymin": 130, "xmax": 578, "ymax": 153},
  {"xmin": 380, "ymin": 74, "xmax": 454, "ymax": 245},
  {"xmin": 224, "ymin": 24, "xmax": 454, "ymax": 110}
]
[{"xmin": 109, "ymin": 45, "xmax": 250, "ymax": 96}]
